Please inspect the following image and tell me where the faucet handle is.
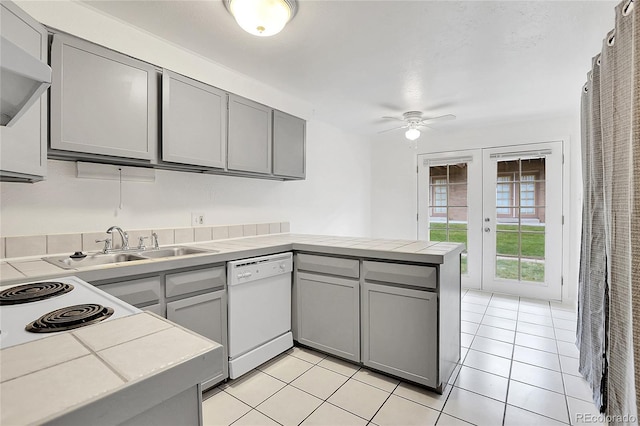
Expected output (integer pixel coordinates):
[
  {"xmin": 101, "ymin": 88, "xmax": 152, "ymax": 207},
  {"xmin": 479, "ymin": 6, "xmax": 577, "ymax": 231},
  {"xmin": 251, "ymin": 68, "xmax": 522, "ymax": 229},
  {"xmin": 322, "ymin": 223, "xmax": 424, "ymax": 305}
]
[
  {"xmin": 95, "ymin": 238, "xmax": 112, "ymax": 253},
  {"xmin": 137, "ymin": 236, "xmax": 148, "ymax": 250}
]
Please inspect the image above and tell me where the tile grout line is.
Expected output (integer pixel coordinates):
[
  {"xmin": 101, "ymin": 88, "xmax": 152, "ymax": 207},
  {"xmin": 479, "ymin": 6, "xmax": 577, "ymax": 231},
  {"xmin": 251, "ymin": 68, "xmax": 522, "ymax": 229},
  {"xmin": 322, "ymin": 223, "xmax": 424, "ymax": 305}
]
[{"xmin": 499, "ymin": 295, "xmax": 520, "ymax": 426}]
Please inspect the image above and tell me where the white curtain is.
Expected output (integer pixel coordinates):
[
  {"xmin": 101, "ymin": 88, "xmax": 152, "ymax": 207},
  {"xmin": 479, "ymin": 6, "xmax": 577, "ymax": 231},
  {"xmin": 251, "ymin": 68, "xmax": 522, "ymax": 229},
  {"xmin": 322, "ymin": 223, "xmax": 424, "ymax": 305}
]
[{"xmin": 578, "ymin": 0, "xmax": 639, "ymax": 423}]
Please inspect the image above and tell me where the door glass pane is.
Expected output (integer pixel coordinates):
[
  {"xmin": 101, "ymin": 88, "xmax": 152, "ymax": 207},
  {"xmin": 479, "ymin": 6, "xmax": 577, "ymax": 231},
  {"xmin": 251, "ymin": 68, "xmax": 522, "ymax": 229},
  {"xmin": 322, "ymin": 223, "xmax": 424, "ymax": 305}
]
[
  {"xmin": 495, "ymin": 158, "xmax": 546, "ymax": 283},
  {"xmin": 428, "ymin": 163, "xmax": 468, "ymax": 275}
]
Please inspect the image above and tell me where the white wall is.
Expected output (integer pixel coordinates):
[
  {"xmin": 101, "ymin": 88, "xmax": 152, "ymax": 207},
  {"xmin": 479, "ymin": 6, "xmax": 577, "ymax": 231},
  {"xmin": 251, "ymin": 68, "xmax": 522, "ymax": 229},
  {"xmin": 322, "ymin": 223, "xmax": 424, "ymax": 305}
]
[
  {"xmin": 1, "ymin": 120, "xmax": 371, "ymax": 237},
  {"xmin": 371, "ymin": 115, "xmax": 583, "ymax": 303},
  {"xmin": 0, "ymin": 1, "xmax": 372, "ymax": 238}
]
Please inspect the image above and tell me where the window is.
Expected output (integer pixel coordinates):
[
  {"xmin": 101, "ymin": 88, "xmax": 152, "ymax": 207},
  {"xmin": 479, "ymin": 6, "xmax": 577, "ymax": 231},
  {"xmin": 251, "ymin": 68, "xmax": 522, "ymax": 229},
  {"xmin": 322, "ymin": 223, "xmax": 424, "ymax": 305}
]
[
  {"xmin": 431, "ymin": 178, "xmax": 447, "ymax": 214},
  {"xmin": 496, "ymin": 176, "xmax": 512, "ymax": 216},
  {"xmin": 520, "ymin": 175, "xmax": 535, "ymax": 214}
]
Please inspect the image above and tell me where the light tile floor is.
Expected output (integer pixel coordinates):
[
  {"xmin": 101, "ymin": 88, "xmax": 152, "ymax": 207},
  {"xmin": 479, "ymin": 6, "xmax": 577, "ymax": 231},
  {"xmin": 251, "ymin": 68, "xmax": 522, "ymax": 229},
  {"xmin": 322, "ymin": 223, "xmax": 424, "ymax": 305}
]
[{"xmin": 203, "ymin": 289, "xmax": 602, "ymax": 426}]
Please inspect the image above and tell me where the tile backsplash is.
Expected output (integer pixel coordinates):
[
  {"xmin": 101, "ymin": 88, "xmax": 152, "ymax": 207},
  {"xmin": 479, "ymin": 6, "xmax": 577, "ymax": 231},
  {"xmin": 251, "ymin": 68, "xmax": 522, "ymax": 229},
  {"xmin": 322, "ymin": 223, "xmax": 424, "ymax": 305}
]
[{"xmin": 0, "ymin": 222, "xmax": 290, "ymax": 259}]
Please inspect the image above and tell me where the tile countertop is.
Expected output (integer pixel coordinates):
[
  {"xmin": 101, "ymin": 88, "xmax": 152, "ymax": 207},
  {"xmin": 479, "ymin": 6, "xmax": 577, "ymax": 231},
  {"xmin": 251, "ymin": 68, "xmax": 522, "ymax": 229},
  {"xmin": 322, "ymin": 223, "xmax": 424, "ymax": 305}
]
[
  {"xmin": 0, "ymin": 312, "xmax": 222, "ymax": 425},
  {"xmin": 0, "ymin": 234, "xmax": 465, "ymax": 286}
]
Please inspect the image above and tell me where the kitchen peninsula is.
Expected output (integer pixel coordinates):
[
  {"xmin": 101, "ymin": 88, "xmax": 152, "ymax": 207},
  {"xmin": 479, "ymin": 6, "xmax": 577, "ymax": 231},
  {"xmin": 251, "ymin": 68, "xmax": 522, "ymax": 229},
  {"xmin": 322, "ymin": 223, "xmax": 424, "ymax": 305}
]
[{"xmin": 0, "ymin": 233, "xmax": 463, "ymax": 423}]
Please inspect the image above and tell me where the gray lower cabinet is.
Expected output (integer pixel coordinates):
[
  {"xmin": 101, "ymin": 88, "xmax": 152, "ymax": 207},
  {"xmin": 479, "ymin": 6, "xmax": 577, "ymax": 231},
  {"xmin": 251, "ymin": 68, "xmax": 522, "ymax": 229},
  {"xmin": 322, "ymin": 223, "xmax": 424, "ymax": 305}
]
[
  {"xmin": 296, "ymin": 272, "xmax": 360, "ymax": 362},
  {"xmin": 361, "ymin": 282, "xmax": 438, "ymax": 389},
  {"xmin": 227, "ymin": 94, "xmax": 272, "ymax": 174},
  {"xmin": 294, "ymin": 254, "xmax": 360, "ymax": 362},
  {"xmin": 162, "ymin": 70, "xmax": 227, "ymax": 168},
  {"xmin": 50, "ymin": 33, "xmax": 158, "ymax": 162},
  {"xmin": 361, "ymin": 260, "xmax": 460, "ymax": 392},
  {"xmin": 272, "ymin": 110, "xmax": 305, "ymax": 179},
  {"xmin": 167, "ymin": 289, "xmax": 228, "ymax": 387},
  {"xmin": 0, "ymin": 1, "xmax": 47, "ymax": 182}
]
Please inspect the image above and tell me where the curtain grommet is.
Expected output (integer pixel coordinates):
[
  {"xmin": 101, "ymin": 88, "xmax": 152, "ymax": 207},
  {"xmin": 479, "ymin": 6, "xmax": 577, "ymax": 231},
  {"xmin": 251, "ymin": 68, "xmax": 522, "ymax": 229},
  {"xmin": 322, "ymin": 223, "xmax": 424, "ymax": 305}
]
[{"xmin": 623, "ymin": 0, "xmax": 634, "ymax": 16}]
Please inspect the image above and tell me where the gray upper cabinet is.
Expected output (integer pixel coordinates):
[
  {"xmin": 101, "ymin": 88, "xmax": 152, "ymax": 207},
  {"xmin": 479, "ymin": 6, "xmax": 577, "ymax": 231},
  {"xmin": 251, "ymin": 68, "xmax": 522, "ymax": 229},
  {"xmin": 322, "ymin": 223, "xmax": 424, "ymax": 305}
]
[
  {"xmin": 273, "ymin": 110, "xmax": 305, "ymax": 179},
  {"xmin": 0, "ymin": 2, "xmax": 47, "ymax": 182},
  {"xmin": 162, "ymin": 70, "xmax": 226, "ymax": 168},
  {"xmin": 50, "ymin": 33, "xmax": 158, "ymax": 162},
  {"xmin": 227, "ymin": 94, "xmax": 272, "ymax": 174}
]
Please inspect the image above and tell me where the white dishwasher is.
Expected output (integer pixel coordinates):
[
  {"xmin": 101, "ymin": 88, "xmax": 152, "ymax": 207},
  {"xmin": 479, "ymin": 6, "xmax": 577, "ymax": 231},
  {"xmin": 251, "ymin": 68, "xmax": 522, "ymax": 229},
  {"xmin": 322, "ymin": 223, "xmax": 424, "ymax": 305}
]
[{"xmin": 227, "ymin": 252, "xmax": 293, "ymax": 379}]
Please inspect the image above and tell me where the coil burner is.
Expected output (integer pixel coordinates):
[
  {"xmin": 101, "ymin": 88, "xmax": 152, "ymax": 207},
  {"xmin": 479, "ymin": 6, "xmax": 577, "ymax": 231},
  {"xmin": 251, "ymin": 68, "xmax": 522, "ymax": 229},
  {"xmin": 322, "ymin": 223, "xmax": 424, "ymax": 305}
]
[
  {"xmin": 0, "ymin": 282, "xmax": 74, "ymax": 306},
  {"xmin": 26, "ymin": 304, "xmax": 114, "ymax": 333}
]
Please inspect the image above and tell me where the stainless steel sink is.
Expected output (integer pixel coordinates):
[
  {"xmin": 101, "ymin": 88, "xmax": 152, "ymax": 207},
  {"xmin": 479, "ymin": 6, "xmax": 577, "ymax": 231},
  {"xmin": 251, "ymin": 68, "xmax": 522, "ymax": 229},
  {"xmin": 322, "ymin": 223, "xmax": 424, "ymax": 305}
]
[
  {"xmin": 43, "ymin": 252, "xmax": 147, "ymax": 270},
  {"xmin": 138, "ymin": 246, "xmax": 217, "ymax": 258}
]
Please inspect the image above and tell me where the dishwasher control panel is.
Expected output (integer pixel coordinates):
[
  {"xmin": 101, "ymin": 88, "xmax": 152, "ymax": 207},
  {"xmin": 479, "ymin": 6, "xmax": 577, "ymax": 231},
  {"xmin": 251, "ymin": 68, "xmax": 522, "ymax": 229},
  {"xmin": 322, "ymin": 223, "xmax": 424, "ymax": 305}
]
[{"xmin": 227, "ymin": 252, "xmax": 293, "ymax": 285}]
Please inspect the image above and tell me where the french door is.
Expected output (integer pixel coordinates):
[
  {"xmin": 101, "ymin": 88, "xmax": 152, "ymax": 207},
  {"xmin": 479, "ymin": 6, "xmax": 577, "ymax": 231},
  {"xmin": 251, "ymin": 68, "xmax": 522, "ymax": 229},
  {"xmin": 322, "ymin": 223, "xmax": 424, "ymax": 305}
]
[
  {"xmin": 418, "ymin": 141, "xmax": 564, "ymax": 300},
  {"xmin": 482, "ymin": 142, "xmax": 563, "ymax": 300}
]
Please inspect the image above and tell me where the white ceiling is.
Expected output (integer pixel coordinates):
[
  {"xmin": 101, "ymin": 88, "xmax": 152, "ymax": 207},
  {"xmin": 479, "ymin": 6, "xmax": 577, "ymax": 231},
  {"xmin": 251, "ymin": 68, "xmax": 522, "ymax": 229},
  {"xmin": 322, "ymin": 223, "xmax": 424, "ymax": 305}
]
[{"xmin": 80, "ymin": 0, "xmax": 616, "ymax": 135}]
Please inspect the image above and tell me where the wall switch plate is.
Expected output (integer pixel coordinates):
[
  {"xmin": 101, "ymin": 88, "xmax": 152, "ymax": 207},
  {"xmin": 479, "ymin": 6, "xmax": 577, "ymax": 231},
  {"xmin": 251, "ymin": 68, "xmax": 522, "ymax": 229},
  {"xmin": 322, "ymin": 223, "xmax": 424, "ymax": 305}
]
[{"xmin": 191, "ymin": 213, "xmax": 205, "ymax": 226}]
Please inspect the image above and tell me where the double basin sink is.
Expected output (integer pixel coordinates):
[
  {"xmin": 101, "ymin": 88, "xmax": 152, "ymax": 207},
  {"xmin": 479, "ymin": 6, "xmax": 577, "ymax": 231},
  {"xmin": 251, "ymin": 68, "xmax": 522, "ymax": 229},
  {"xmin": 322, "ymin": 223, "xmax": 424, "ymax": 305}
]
[{"xmin": 43, "ymin": 246, "xmax": 217, "ymax": 270}]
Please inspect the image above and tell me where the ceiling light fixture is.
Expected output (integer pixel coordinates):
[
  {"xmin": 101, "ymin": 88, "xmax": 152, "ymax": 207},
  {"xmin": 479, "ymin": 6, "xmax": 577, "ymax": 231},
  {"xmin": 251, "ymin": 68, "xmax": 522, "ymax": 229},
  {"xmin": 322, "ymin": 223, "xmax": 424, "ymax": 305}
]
[
  {"xmin": 224, "ymin": 0, "xmax": 298, "ymax": 37},
  {"xmin": 405, "ymin": 127, "xmax": 421, "ymax": 141}
]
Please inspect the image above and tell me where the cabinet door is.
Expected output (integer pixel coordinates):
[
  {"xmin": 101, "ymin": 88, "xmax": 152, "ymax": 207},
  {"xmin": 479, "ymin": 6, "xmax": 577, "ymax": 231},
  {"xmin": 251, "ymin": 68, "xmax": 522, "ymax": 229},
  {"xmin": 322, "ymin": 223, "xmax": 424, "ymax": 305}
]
[
  {"xmin": 273, "ymin": 110, "xmax": 305, "ymax": 179},
  {"xmin": 227, "ymin": 95, "xmax": 272, "ymax": 174},
  {"xmin": 296, "ymin": 272, "xmax": 360, "ymax": 361},
  {"xmin": 167, "ymin": 290, "xmax": 228, "ymax": 385},
  {"xmin": 0, "ymin": 2, "xmax": 47, "ymax": 180},
  {"xmin": 50, "ymin": 33, "xmax": 158, "ymax": 161},
  {"xmin": 162, "ymin": 70, "xmax": 226, "ymax": 168},
  {"xmin": 362, "ymin": 282, "xmax": 438, "ymax": 388}
]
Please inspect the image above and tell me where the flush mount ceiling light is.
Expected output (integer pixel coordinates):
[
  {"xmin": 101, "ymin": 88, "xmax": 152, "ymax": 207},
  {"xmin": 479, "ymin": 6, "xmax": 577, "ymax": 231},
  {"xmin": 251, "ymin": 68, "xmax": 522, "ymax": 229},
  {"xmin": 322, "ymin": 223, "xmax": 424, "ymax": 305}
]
[{"xmin": 224, "ymin": 0, "xmax": 298, "ymax": 37}]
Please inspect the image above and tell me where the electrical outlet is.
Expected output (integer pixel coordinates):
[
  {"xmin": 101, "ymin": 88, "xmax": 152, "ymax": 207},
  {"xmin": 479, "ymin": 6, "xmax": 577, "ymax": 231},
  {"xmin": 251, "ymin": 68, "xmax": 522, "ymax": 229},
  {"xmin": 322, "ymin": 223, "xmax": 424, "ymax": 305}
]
[{"xmin": 191, "ymin": 213, "xmax": 205, "ymax": 226}]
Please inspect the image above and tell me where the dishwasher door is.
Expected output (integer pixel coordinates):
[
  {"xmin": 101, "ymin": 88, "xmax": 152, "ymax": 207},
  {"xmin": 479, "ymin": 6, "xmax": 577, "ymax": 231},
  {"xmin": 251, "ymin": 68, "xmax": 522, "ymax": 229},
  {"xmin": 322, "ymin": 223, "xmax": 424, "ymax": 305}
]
[{"xmin": 227, "ymin": 252, "xmax": 293, "ymax": 378}]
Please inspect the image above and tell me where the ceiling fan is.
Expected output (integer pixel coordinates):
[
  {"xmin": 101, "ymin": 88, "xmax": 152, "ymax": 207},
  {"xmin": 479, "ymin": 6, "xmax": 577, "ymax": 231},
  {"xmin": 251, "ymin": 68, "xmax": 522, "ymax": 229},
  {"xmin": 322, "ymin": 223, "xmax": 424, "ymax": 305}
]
[{"xmin": 379, "ymin": 111, "xmax": 456, "ymax": 140}]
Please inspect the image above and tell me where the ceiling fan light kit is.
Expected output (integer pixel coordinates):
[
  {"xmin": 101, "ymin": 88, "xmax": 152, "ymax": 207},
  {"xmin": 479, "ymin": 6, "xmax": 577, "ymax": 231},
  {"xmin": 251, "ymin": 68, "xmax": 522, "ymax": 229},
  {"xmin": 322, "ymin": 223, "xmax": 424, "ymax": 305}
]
[
  {"xmin": 224, "ymin": 0, "xmax": 298, "ymax": 37},
  {"xmin": 405, "ymin": 128, "xmax": 421, "ymax": 141},
  {"xmin": 379, "ymin": 111, "xmax": 456, "ymax": 142}
]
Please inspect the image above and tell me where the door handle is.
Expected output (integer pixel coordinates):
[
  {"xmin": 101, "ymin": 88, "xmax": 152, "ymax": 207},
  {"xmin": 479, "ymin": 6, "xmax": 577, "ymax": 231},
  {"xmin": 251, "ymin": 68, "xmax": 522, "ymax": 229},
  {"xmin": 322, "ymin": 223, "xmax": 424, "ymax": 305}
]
[{"xmin": 484, "ymin": 227, "xmax": 491, "ymax": 232}]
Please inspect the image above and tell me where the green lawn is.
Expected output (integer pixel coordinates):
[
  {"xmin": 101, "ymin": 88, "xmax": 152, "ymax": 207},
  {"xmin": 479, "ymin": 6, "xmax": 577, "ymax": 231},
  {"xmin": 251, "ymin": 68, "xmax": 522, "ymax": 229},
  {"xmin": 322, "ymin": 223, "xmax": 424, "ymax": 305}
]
[
  {"xmin": 430, "ymin": 222, "xmax": 545, "ymax": 281},
  {"xmin": 496, "ymin": 259, "xmax": 545, "ymax": 282},
  {"xmin": 430, "ymin": 222, "xmax": 544, "ymax": 258}
]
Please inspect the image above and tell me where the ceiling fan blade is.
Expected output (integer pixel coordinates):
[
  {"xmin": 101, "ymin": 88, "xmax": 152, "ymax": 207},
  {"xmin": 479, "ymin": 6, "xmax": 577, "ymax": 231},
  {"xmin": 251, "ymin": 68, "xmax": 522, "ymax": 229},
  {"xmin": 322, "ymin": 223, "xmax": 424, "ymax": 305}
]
[
  {"xmin": 377, "ymin": 124, "xmax": 409, "ymax": 134},
  {"xmin": 421, "ymin": 114, "xmax": 456, "ymax": 124},
  {"xmin": 417, "ymin": 124, "xmax": 434, "ymax": 130},
  {"xmin": 381, "ymin": 116, "xmax": 406, "ymax": 122}
]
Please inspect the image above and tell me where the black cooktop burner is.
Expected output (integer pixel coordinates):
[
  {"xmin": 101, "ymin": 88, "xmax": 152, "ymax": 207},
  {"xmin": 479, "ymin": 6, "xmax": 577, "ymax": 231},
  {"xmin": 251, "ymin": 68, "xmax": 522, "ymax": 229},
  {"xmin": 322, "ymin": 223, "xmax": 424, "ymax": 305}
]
[
  {"xmin": 0, "ymin": 282, "xmax": 74, "ymax": 306},
  {"xmin": 26, "ymin": 304, "xmax": 114, "ymax": 333}
]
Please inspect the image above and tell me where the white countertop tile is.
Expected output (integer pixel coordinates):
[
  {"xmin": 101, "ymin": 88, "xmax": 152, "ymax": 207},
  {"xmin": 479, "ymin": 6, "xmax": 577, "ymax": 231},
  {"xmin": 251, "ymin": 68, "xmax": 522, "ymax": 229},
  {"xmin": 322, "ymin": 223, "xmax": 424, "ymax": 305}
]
[
  {"xmin": 1, "ymin": 234, "xmax": 465, "ymax": 285},
  {"xmin": 0, "ymin": 262, "xmax": 25, "ymax": 282},
  {"xmin": 1, "ymin": 355, "xmax": 125, "ymax": 426},
  {"xmin": 97, "ymin": 326, "xmax": 219, "ymax": 381},
  {"xmin": 73, "ymin": 312, "xmax": 173, "ymax": 352},
  {"xmin": 10, "ymin": 260, "xmax": 70, "ymax": 276},
  {"xmin": 0, "ymin": 333, "xmax": 90, "ymax": 382}
]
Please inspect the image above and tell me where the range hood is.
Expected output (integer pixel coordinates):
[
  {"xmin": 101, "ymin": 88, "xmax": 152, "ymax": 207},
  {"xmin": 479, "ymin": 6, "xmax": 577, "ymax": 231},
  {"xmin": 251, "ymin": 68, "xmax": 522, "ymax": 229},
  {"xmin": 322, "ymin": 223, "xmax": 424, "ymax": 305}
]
[{"xmin": 1, "ymin": 36, "xmax": 51, "ymax": 127}]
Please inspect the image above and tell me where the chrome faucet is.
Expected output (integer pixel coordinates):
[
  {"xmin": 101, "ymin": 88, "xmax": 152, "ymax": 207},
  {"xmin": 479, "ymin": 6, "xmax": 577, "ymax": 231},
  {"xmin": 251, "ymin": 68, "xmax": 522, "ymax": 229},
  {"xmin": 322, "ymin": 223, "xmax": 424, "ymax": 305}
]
[
  {"xmin": 151, "ymin": 232, "xmax": 160, "ymax": 250},
  {"xmin": 106, "ymin": 226, "xmax": 129, "ymax": 250}
]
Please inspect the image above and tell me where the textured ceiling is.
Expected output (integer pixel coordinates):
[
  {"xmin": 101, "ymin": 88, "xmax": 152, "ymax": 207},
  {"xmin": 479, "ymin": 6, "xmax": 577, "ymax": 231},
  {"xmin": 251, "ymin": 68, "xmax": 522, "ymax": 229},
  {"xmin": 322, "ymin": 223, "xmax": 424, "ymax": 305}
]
[{"xmin": 80, "ymin": 0, "xmax": 617, "ymax": 135}]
